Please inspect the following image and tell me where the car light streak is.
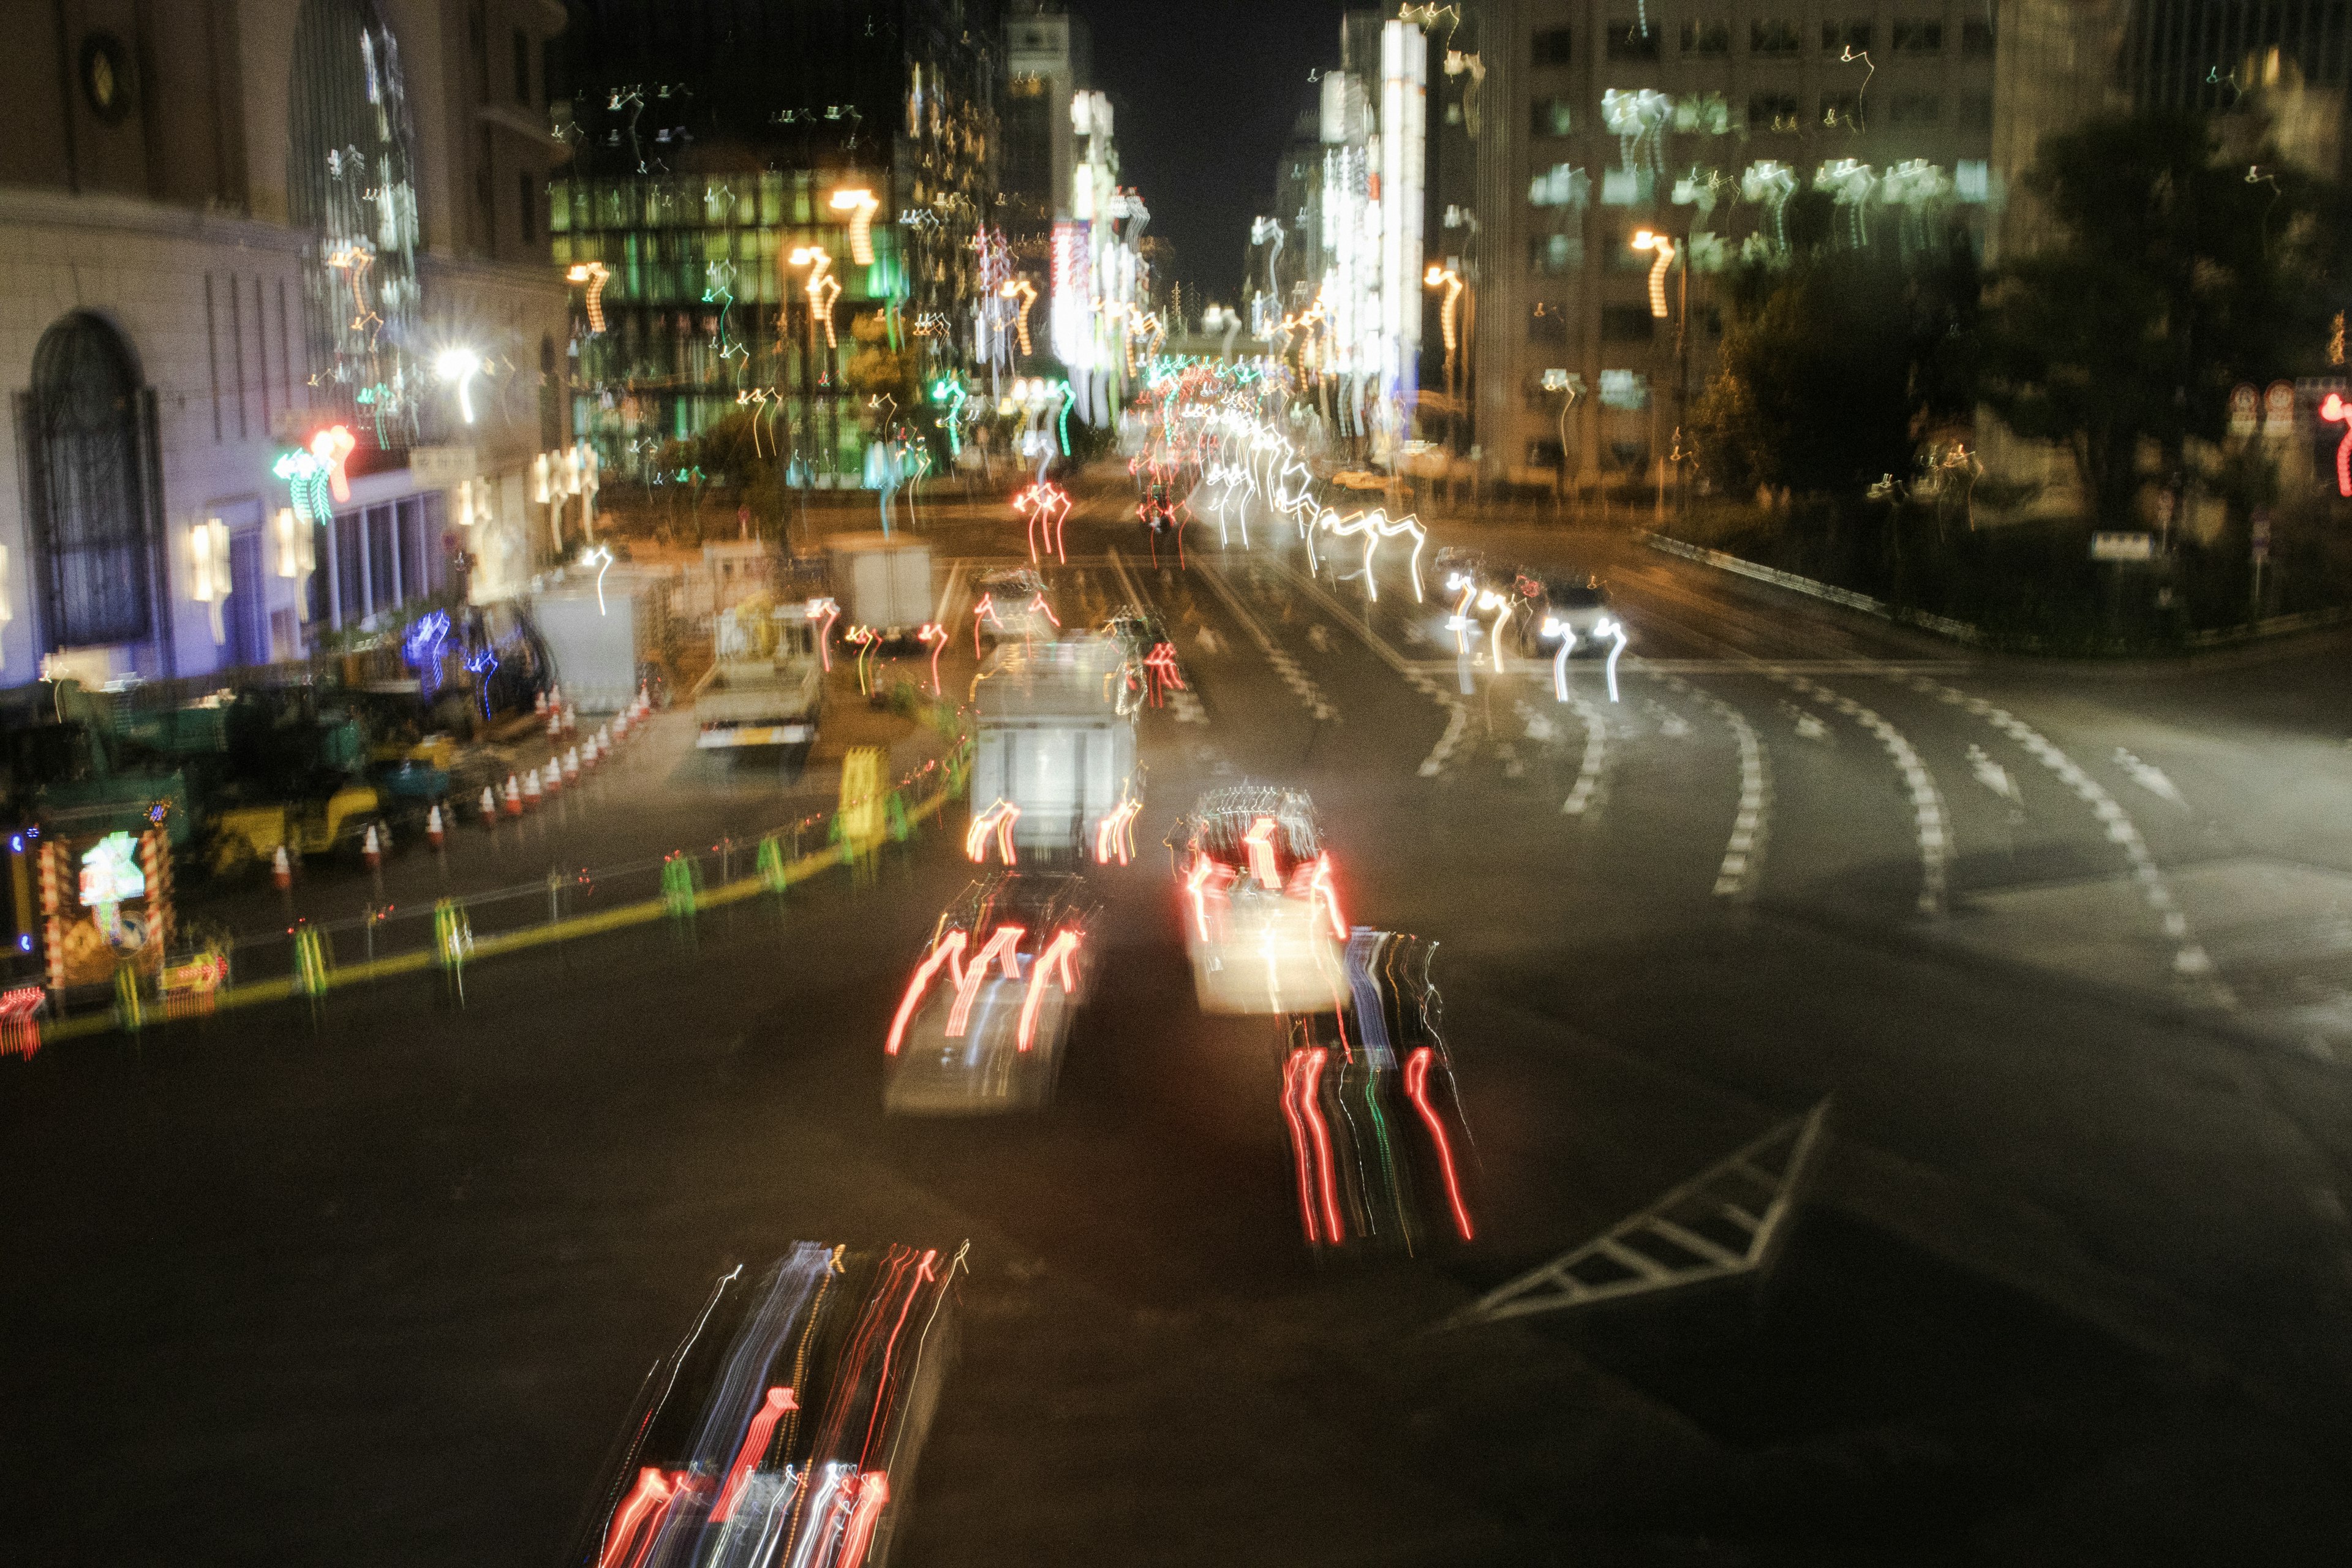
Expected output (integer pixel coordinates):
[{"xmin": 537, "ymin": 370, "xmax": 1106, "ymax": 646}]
[
  {"xmin": 1404, "ymin": 1046, "xmax": 1476, "ymax": 1242},
  {"xmin": 1293, "ymin": 1047, "xmax": 1346, "ymax": 1242},
  {"xmin": 1280, "ymin": 1049, "xmax": 1324, "ymax": 1243},
  {"xmin": 596, "ymin": 1466, "xmax": 678, "ymax": 1568},
  {"xmin": 1540, "ymin": 614, "xmax": 1578, "ymax": 700},
  {"xmin": 1094, "ymin": 797, "xmax": 1142, "ymax": 865},
  {"xmin": 944, "ymin": 925, "xmax": 1025, "ymax": 1037},
  {"xmin": 884, "ymin": 931, "xmax": 967, "ymax": 1055},
  {"xmin": 712, "ymin": 1385, "xmax": 799, "ymax": 1521},
  {"xmin": 1243, "ymin": 815, "xmax": 1282, "ymax": 889},
  {"xmin": 965, "ymin": 797, "xmax": 1020, "ymax": 864},
  {"xmin": 807, "ymin": 597, "xmax": 840, "ymax": 669},
  {"xmin": 1016, "ymin": 930, "xmax": 1082, "ymax": 1051},
  {"xmin": 1185, "ymin": 856, "xmax": 1220, "ymax": 941},
  {"xmin": 1309, "ymin": 855, "xmax": 1348, "ymax": 943}
]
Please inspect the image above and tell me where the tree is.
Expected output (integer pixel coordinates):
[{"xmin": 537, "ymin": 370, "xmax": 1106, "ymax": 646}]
[
  {"xmin": 1689, "ymin": 235, "xmax": 1978, "ymax": 501},
  {"xmin": 1980, "ymin": 110, "xmax": 2342, "ymax": 527}
]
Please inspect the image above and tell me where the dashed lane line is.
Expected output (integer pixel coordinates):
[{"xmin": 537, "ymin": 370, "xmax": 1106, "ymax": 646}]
[
  {"xmin": 1194, "ymin": 559, "xmax": 1338, "ymax": 723},
  {"xmin": 1768, "ymin": 670, "xmax": 1950, "ymax": 918},
  {"xmin": 1899, "ymin": 675, "xmax": 2234, "ymax": 1008},
  {"xmin": 1658, "ymin": 674, "xmax": 1771, "ymax": 900},
  {"xmin": 1256, "ymin": 556, "xmax": 1466, "ymax": 775}
]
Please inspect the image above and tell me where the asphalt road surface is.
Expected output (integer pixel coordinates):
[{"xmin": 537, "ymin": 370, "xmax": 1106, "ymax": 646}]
[{"xmin": 8, "ymin": 477, "xmax": 2352, "ymax": 1564}]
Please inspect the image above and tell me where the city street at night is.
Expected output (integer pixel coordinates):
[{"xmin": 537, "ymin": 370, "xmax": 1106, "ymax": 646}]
[
  {"xmin": 10, "ymin": 491, "xmax": 2352, "ymax": 1562},
  {"xmin": 10, "ymin": 2, "xmax": 2352, "ymax": 1564}
]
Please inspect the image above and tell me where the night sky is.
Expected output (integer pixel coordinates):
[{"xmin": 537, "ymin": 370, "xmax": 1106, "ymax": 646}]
[{"xmin": 1071, "ymin": 0, "xmax": 1352, "ymax": 309}]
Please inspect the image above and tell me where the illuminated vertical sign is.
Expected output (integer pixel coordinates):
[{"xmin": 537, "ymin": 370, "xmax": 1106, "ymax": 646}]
[
  {"xmin": 1051, "ymin": 221, "xmax": 1091, "ymax": 369},
  {"xmin": 1379, "ymin": 18, "xmax": 1427, "ymax": 413}
]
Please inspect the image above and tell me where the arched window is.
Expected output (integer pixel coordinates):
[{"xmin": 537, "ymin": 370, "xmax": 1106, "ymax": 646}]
[
  {"xmin": 289, "ymin": 0, "xmax": 421, "ymax": 451},
  {"xmin": 19, "ymin": 312, "xmax": 159, "ymax": 649}
]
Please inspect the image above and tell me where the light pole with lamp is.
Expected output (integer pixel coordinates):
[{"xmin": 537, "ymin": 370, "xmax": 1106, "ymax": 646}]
[
  {"xmin": 1630, "ymin": 227, "xmax": 1689, "ymax": 521},
  {"xmin": 1542, "ymin": 368, "xmax": 1583, "ymax": 515}
]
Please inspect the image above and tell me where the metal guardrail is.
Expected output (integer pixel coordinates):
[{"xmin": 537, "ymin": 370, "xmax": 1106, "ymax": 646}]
[{"xmin": 1642, "ymin": 531, "xmax": 1985, "ymax": 644}]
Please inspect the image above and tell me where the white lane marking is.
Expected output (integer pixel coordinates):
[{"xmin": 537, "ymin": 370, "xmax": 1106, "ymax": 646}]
[
  {"xmin": 1419, "ymin": 704, "xmax": 1469, "ymax": 777},
  {"xmin": 1966, "ymin": 744, "xmax": 2021, "ymax": 804},
  {"xmin": 1662, "ymin": 674, "xmax": 1770, "ymax": 898},
  {"xmin": 1905, "ymin": 676, "xmax": 2233, "ymax": 1006},
  {"xmin": 1194, "ymin": 625, "xmax": 1225, "ymax": 655},
  {"xmin": 1657, "ymin": 711, "xmax": 1692, "ymax": 739},
  {"xmin": 1559, "ymin": 690, "xmax": 1608, "ymax": 815},
  {"xmin": 2114, "ymin": 748, "xmax": 2188, "ymax": 809},
  {"xmin": 1169, "ymin": 690, "xmax": 1209, "ymax": 725},
  {"xmin": 1790, "ymin": 709, "xmax": 1830, "ymax": 744},
  {"xmin": 1306, "ymin": 624, "xmax": 1334, "ymax": 652},
  {"xmin": 1194, "ymin": 559, "xmax": 1339, "ymax": 723},
  {"xmin": 1256, "ymin": 556, "xmax": 1467, "ymax": 774},
  {"xmin": 1522, "ymin": 707, "xmax": 1559, "ymax": 744},
  {"xmin": 1770, "ymin": 671, "xmax": 1950, "ymax": 918}
]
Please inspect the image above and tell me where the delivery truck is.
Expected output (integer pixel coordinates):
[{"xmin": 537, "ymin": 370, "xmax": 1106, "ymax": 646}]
[{"xmin": 825, "ymin": 532, "xmax": 933, "ymax": 644}]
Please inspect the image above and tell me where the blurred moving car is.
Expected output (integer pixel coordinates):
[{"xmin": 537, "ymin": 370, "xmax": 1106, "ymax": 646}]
[
  {"xmin": 1176, "ymin": 786, "xmax": 1348, "ymax": 1014},
  {"xmin": 1535, "ymin": 574, "xmax": 1623, "ymax": 657},
  {"xmin": 884, "ymin": 872, "xmax": 1098, "ymax": 1114},
  {"xmin": 1280, "ymin": 931, "xmax": 1479, "ymax": 1250},
  {"xmin": 564, "ymin": 1240, "xmax": 963, "ymax": 1568},
  {"xmin": 971, "ymin": 567, "xmax": 1058, "ymax": 650}
]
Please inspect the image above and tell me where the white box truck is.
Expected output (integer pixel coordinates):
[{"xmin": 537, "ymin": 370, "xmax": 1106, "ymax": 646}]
[
  {"xmin": 968, "ymin": 637, "xmax": 1140, "ymax": 861},
  {"xmin": 532, "ymin": 576, "xmax": 671, "ymax": 712},
  {"xmin": 825, "ymin": 532, "xmax": 933, "ymax": 643}
]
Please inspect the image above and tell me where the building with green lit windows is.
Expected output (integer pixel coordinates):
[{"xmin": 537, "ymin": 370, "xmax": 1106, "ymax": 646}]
[{"xmin": 548, "ymin": 0, "xmax": 1000, "ymax": 488}]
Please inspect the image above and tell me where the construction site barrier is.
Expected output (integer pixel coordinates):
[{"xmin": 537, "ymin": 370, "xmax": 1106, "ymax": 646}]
[{"xmin": 20, "ymin": 756, "xmax": 967, "ymax": 1052}]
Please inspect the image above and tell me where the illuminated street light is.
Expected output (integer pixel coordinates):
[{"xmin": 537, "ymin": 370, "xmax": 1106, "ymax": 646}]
[
  {"xmin": 435, "ymin": 347, "xmax": 483, "ymax": 424},
  {"xmin": 829, "ymin": 187, "xmax": 880, "ymax": 265},
  {"xmin": 1630, "ymin": 230, "xmax": 1676, "ymax": 319}
]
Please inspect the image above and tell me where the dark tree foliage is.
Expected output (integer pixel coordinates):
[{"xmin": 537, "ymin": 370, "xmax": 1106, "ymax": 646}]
[
  {"xmin": 1691, "ymin": 231, "xmax": 1979, "ymax": 502},
  {"xmin": 1980, "ymin": 111, "xmax": 2342, "ymax": 526}
]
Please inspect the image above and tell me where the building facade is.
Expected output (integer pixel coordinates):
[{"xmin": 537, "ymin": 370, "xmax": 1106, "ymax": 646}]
[
  {"xmin": 0, "ymin": 0, "xmax": 573, "ymax": 685},
  {"xmin": 1472, "ymin": 2, "xmax": 1997, "ymax": 489},
  {"xmin": 549, "ymin": 0, "xmax": 1001, "ymax": 488}
]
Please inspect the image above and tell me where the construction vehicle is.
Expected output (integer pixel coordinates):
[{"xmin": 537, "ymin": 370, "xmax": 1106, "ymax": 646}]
[{"xmin": 693, "ymin": 598, "xmax": 824, "ymax": 757}]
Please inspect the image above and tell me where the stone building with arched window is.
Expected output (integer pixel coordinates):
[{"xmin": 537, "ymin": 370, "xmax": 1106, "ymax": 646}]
[{"xmin": 0, "ymin": 0, "xmax": 571, "ymax": 684}]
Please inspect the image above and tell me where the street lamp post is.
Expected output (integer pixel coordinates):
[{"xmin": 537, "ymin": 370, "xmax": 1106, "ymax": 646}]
[{"xmin": 1630, "ymin": 227, "xmax": 1691, "ymax": 521}]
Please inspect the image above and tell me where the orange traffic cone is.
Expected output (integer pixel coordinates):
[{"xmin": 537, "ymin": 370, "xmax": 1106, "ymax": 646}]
[
  {"xmin": 597, "ymin": 723, "xmax": 612, "ymax": 753},
  {"xmin": 534, "ymin": 690, "xmax": 548, "ymax": 717},
  {"xmin": 546, "ymin": 707, "xmax": 562, "ymax": 741},
  {"xmin": 612, "ymin": 710, "xmax": 630, "ymax": 742},
  {"xmin": 564, "ymin": 702, "xmax": 578, "ymax": 737},
  {"xmin": 581, "ymin": 735, "xmax": 600, "ymax": 770},
  {"xmin": 542, "ymin": 756, "xmax": 562, "ymax": 796},
  {"xmin": 427, "ymin": 803, "xmax": 446, "ymax": 848},
  {"xmin": 361, "ymin": 823, "xmax": 382, "ymax": 869},
  {"xmin": 522, "ymin": 767, "xmax": 543, "ymax": 808},
  {"xmin": 271, "ymin": 843, "xmax": 292, "ymax": 891},
  {"xmin": 503, "ymin": 775, "xmax": 523, "ymax": 816},
  {"xmin": 562, "ymin": 746, "xmax": 581, "ymax": 782},
  {"xmin": 480, "ymin": 785, "xmax": 498, "ymax": 826}
]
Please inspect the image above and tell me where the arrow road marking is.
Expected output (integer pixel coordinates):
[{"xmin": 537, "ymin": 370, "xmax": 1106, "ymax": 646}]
[
  {"xmin": 2114, "ymin": 748, "xmax": 2187, "ymax": 809},
  {"xmin": 1966, "ymin": 744, "xmax": 2021, "ymax": 804}
]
